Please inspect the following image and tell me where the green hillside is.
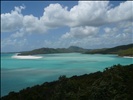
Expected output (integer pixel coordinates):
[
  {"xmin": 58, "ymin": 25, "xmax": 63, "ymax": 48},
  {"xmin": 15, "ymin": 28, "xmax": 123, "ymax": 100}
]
[
  {"xmin": 85, "ymin": 44, "xmax": 133, "ymax": 56},
  {"xmin": 18, "ymin": 44, "xmax": 133, "ymax": 56},
  {"xmin": 1, "ymin": 64, "xmax": 133, "ymax": 100},
  {"xmin": 68, "ymin": 46, "xmax": 88, "ymax": 52},
  {"xmin": 18, "ymin": 48, "xmax": 70, "ymax": 55},
  {"xmin": 118, "ymin": 48, "xmax": 133, "ymax": 57},
  {"xmin": 18, "ymin": 46, "xmax": 88, "ymax": 55}
]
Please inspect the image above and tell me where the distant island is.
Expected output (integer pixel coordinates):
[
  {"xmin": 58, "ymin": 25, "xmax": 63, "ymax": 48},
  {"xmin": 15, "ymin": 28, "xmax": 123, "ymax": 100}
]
[
  {"xmin": 18, "ymin": 44, "xmax": 133, "ymax": 57},
  {"xmin": 18, "ymin": 46, "xmax": 88, "ymax": 55},
  {"xmin": 85, "ymin": 44, "xmax": 133, "ymax": 57},
  {"xmin": 1, "ymin": 64, "xmax": 133, "ymax": 100}
]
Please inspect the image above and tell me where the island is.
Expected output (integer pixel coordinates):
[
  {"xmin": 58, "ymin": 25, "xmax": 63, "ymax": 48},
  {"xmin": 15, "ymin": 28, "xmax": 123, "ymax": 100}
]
[
  {"xmin": 18, "ymin": 46, "xmax": 89, "ymax": 55},
  {"xmin": 18, "ymin": 44, "xmax": 133, "ymax": 57},
  {"xmin": 84, "ymin": 43, "xmax": 133, "ymax": 57}
]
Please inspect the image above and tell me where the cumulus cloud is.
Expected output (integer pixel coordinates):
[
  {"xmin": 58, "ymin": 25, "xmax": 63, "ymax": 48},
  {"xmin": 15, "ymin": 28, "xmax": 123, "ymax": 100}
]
[
  {"xmin": 60, "ymin": 20, "xmax": 132, "ymax": 48},
  {"xmin": 1, "ymin": 1, "xmax": 133, "ymax": 51},
  {"xmin": 104, "ymin": 27, "xmax": 111, "ymax": 33},
  {"xmin": 11, "ymin": 28, "xmax": 25, "ymax": 38},
  {"xmin": 1, "ymin": 37, "xmax": 28, "ymax": 52},
  {"xmin": 40, "ymin": 3, "xmax": 70, "ymax": 28},
  {"xmin": 62, "ymin": 26, "xmax": 99, "ymax": 39},
  {"xmin": 69, "ymin": 1, "xmax": 110, "ymax": 27},
  {"xmin": 61, "ymin": 1, "xmax": 133, "ymax": 41},
  {"xmin": 23, "ymin": 15, "xmax": 47, "ymax": 34},
  {"xmin": 68, "ymin": 1, "xmax": 132, "ymax": 27},
  {"xmin": 107, "ymin": 1, "xmax": 133, "ymax": 23},
  {"xmin": 1, "ymin": 1, "xmax": 133, "ymax": 35},
  {"xmin": 1, "ymin": 6, "xmax": 24, "ymax": 32},
  {"xmin": 60, "ymin": 32, "xmax": 132, "ymax": 49}
]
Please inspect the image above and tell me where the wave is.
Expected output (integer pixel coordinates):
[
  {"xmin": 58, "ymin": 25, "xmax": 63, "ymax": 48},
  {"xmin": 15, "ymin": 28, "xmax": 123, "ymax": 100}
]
[{"xmin": 12, "ymin": 54, "xmax": 43, "ymax": 59}]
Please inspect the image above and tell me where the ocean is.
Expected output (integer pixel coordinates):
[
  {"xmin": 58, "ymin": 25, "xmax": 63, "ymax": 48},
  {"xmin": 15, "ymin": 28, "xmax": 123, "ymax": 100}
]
[{"xmin": 1, "ymin": 53, "xmax": 133, "ymax": 96}]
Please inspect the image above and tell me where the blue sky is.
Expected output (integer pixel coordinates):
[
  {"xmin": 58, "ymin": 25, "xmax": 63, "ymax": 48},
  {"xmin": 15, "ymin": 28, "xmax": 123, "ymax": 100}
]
[{"xmin": 1, "ymin": 1, "xmax": 133, "ymax": 52}]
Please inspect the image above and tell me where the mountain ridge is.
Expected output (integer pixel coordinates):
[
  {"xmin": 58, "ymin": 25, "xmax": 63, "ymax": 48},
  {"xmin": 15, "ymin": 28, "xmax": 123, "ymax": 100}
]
[
  {"xmin": 84, "ymin": 43, "xmax": 133, "ymax": 57},
  {"xmin": 18, "ymin": 44, "xmax": 133, "ymax": 56},
  {"xmin": 18, "ymin": 46, "xmax": 88, "ymax": 55}
]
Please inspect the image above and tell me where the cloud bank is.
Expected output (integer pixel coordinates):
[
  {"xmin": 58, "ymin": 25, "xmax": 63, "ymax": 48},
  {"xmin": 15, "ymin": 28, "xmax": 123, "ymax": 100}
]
[{"xmin": 1, "ymin": 1, "xmax": 133, "ymax": 51}]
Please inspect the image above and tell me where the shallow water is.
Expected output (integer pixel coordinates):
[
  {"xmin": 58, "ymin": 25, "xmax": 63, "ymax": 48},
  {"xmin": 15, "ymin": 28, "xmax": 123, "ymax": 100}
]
[{"xmin": 1, "ymin": 53, "xmax": 133, "ymax": 96}]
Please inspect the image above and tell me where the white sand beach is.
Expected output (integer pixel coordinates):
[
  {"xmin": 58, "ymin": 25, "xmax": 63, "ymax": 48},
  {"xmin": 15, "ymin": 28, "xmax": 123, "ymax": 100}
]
[
  {"xmin": 12, "ymin": 55, "xmax": 43, "ymax": 59},
  {"xmin": 123, "ymin": 56, "xmax": 133, "ymax": 58}
]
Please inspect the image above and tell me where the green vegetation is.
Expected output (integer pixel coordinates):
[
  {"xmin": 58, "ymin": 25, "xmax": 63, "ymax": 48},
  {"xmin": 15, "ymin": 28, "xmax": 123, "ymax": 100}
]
[
  {"xmin": 68, "ymin": 46, "xmax": 88, "ymax": 52},
  {"xmin": 18, "ymin": 46, "xmax": 88, "ymax": 55},
  {"xmin": 118, "ymin": 48, "xmax": 133, "ymax": 57},
  {"xmin": 18, "ymin": 48, "xmax": 70, "ymax": 55},
  {"xmin": 18, "ymin": 44, "xmax": 133, "ymax": 57},
  {"xmin": 1, "ymin": 64, "xmax": 133, "ymax": 100},
  {"xmin": 85, "ymin": 44, "xmax": 133, "ymax": 57}
]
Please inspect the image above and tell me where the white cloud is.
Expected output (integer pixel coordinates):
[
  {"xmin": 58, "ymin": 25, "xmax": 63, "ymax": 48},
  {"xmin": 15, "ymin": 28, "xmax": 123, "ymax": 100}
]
[
  {"xmin": 69, "ymin": 1, "xmax": 110, "ymax": 27},
  {"xmin": 11, "ymin": 28, "xmax": 25, "ymax": 38},
  {"xmin": 59, "ymin": 21, "xmax": 133, "ymax": 49},
  {"xmin": 14, "ymin": 6, "xmax": 25, "ymax": 13},
  {"xmin": 117, "ymin": 21, "xmax": 133, "ymax": 29},
  {"xmin": 70, "ymin": 1, "xmax": 133, "ymax": 27},
  {"xmin": 39, "ymin": 1, "xmax": 133, "ymax": 28},
  {"xmin": 1, "ymin": 1, "xmax": 133, "ymax": 35},
  {"xmin": 1, "ymin": 1, "xmax": 133, "ymax": 51},
  {"xmin": 62, "ymin": 26, "xmax": 99, "ymax": 39},
  {"xmin": 1, "ymin": 6, "xmax": 24, "ymax": 32},
  {"xmin": 123, "ymin": 27, "xmax": 132, "ymax": 33},
  {"xmin": 107, "ymin": 1, "xmax": 133, "ymax": 23},
  {"xmin": 61, "ymin": 32, "xmax": 132, "ymax": 49},
  {"xmin": 40, "ymin": 3, "xmax": 70, "ymax": 28},
  {"xmin": 23, "ymin": 15, "xmax": 47, "ymax": 34},
  {"xmin": 1, "ymin": 37, "xmax": 28, "ymax": 52},
  {"xmin": 104, "ymin": 27, "xmax": 111, "ymax": 33}
]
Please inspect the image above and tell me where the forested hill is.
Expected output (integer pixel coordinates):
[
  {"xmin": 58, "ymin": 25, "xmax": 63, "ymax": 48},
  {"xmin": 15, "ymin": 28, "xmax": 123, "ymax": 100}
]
[
  {"xmin": 18, "ymin": 44, "xmax": 133, "ymax": 56},
  {"xmin": 85, "ymin": 43, "xmax": 133, "ymax": 56},
  {"xmin": 1, "ymin": 64, "xmax": 133, "ymax": 100},
  {"xmin": 18, "ymin": 46, "xmax": 88, "ymax": 55}
]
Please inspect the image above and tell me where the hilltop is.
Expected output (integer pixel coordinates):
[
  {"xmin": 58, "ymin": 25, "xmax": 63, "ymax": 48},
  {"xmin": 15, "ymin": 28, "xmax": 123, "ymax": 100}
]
[
  {"xmin": 18, "ymin": 46, "xmax": 88, "ymax": 55},
  {"xmin": 85, "ymin": 44, "xmax": 133, "ymax": 57},
  {"xmin": 18, "ymin": 44, "xmax": 133, "ymax": 57}
]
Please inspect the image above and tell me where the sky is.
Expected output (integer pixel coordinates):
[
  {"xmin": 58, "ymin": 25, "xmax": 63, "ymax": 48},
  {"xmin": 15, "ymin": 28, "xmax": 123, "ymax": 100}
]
[{"xmin": 1, "ymin": 1, "xmax": 133, "ymax": 52}]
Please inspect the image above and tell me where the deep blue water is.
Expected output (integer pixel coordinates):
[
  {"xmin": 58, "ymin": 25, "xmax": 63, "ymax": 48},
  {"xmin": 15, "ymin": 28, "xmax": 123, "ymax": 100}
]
[{"xmin": 1, "ymin": 53, "xmax": 133, "ymax": 96}]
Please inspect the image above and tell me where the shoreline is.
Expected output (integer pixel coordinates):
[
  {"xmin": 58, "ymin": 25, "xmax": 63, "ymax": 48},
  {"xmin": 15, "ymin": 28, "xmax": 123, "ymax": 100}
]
[{"xmin": 12, "ymin": 53, "xmax": 133, "ymax": 59}]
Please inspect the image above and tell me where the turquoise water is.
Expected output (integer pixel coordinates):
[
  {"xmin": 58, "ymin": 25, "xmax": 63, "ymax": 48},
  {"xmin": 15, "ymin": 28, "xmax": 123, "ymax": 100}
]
[{"xmin": 1, "ymin": 53, "xmax": 133, "ymax": 96}]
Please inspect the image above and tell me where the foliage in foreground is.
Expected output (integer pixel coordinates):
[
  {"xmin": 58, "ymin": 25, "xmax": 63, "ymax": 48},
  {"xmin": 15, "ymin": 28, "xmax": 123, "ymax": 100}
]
[{"xmin": 1, "ymin": 64, "xmax": 133, "ymax": 100}]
